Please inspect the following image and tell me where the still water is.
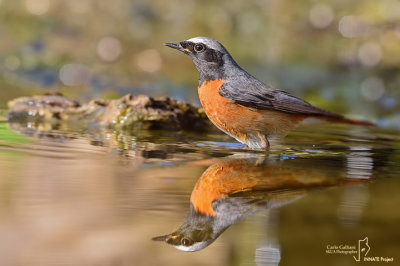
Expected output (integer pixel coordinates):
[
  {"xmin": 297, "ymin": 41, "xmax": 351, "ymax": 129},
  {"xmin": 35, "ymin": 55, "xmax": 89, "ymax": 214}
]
[{"xmin": 0, "ymin": 115, "xmax": 399, "ymax": 266}]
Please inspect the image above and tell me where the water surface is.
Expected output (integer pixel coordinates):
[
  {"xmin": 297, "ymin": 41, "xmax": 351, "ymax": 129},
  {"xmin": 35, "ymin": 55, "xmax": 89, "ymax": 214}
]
[{"xmin": 0, "ymin": 116, "xmax": 399, "ymax": 266}]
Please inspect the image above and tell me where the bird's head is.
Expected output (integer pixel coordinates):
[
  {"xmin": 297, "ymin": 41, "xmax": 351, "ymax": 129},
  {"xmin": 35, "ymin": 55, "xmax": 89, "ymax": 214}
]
[
  {"xmin": 164, "ymin": 37, "xmax": 239, "ymax": 83},
  {"xmin": 152, "ymin": 218, "xmax": 215, "ymax": 252}
]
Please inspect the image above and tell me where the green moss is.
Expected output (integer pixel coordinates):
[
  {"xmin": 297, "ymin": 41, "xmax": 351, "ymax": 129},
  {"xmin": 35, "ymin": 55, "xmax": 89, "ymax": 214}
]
[{"xmin": 0, "ymin": 122, "xmax": 31, "ymax": 144}]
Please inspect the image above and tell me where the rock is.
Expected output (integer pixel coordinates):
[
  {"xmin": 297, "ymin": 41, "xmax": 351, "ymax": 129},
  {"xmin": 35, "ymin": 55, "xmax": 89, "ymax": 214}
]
[
  {"xmin": 7, "ymin": 93, "xmax": 83, "ymax": 121},
  {"xmin": 8, "ymin": 93, "xmax": 212, "ymax": 131}
]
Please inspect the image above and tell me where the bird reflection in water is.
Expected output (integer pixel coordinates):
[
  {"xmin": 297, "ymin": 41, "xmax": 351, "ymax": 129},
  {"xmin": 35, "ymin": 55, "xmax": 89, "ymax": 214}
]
[{"xmin": 153, "ymin": 156, "xmax": 369, "ymax": 252}]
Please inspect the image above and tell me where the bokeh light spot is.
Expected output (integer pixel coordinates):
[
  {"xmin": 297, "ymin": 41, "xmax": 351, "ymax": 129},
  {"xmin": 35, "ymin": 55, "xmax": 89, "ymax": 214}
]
[
  {"xmin": 360, "ymin": 76, "xmax": 385, "ymax": 101},
  {"xmin": 309, "ymin": 4, "xmax": 334, "ymax": 29},
  {"xmin": 358, "ymin": 42, "xmax": 382, "ymax": 67},
  {"xmin": 25, "ymin": 0, "xmax": 50, "ymax": 15},
  {"xmin": 59, "ymin": 64, "xmax": 90, "ymax": 86},
  {"xmin": 338, "ymin": 16, "xmax": 367, "ymax": 38},
  {"xmin": 97, "ymin": 37, "xmax": 122, "ymax": 62},
  {"xmin": 137, "ymin": 49, "xmax": 161, "ymax": 73}
]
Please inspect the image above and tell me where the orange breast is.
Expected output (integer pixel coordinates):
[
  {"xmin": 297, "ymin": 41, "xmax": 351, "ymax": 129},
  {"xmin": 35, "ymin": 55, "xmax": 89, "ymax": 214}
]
[
  {"xmin": 198, "ymin": 80, "xmax": 262, "ymax": 137},
  {"xmin": 198, "ymin": 80, "xmax": 305, "ymax": 138}
]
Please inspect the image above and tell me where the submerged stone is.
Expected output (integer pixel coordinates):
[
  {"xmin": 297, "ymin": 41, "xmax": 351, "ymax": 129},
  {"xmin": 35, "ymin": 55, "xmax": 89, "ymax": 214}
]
[{"xmin": 8, "ymin": 93, "xmax": 211, "ymax": 131}]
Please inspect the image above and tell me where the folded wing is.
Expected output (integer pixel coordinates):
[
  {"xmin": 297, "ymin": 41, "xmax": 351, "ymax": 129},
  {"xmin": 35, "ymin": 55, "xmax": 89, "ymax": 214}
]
[{"xmin": 219, "ymin": 78, "xmax": 344, "ymax": 119}]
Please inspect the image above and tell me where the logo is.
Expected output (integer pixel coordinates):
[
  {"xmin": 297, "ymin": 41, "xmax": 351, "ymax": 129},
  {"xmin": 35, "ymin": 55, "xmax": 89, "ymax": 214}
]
[
  {"xmin": 326, "ymin": 237, "xmax": 394, "ymax": 263},
  {"xmin": 353, "ymin": 237, "xmax": 370, "ymax": 262}
]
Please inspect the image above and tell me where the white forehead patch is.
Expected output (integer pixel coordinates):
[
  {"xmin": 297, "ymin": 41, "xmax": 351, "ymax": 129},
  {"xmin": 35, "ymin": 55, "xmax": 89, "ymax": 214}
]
[{"xmin": 186, "ymin": 36, "xmax": 225, "ymax": 51}]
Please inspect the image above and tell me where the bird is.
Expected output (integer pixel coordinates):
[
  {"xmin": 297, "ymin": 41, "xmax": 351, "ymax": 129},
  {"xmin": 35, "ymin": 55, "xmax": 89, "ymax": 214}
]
[
  {"xmin": 152, "ymin": 157, "xmax": 368, "ymax": 252},
  {"xmin": 164, "ymin": 37, "xmax": 374, "ymax": 150}
]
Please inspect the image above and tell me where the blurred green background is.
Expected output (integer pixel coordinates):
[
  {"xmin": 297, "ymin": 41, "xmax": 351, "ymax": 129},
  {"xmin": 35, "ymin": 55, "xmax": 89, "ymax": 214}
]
[{"xmin": 0, "ymin": 0, "xmax": 399, "ymax": 127}]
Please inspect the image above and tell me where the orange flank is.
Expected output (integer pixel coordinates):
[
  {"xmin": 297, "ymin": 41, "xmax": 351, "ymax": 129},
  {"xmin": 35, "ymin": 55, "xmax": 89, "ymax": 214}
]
[{"xmin": 197, "ymin": 80, "xmax": 305, "ymax": 144}]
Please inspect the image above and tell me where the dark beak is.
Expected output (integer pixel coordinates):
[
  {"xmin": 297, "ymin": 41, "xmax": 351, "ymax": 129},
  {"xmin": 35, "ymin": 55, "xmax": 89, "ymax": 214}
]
[
  {"xmin": 164, "ymin": 42, "xmax": 191, "ymax": 54},
  {"xmin": 152, "ymin": 234, "xmax": 170, "ymax": 242},
  {"xmin": 164, "ymin": 42, "xmax": 181, "ymax": 50}
]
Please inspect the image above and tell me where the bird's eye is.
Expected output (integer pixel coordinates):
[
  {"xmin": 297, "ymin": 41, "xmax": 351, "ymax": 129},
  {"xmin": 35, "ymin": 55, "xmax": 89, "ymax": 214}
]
[
  {"xmin": 181, "ymin": 238, "xmax": 192, "ymax": 246},
  {"xmin": 194, "ymin": 44, "xmax": 204, "ymax": 52}
]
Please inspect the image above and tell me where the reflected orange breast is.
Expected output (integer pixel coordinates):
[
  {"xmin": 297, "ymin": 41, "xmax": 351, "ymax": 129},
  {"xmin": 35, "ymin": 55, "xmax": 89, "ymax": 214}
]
[{"xmin": 190, "ymin": 160, "xmax": 258, "ymax": 216}]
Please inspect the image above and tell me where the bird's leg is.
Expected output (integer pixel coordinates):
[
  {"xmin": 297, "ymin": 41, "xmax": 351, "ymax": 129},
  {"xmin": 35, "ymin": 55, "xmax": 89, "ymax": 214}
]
[
  {"xmin": 257, "ymin": 132, "xmax": 270, "ymax": 150},
  {"xmin": 244, "ymin": 132, "xmax": 270, "ymax": 150}
]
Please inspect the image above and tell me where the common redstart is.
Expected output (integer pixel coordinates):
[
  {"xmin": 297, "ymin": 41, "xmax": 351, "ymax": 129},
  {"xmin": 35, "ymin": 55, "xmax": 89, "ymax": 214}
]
[
  {"xmin": 152, "ymin": 157, "xmax": 368, "ymax": 251},
  {"xmin": 164, "ymin": 37, "xmax": 373, "ymax": 150}
]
